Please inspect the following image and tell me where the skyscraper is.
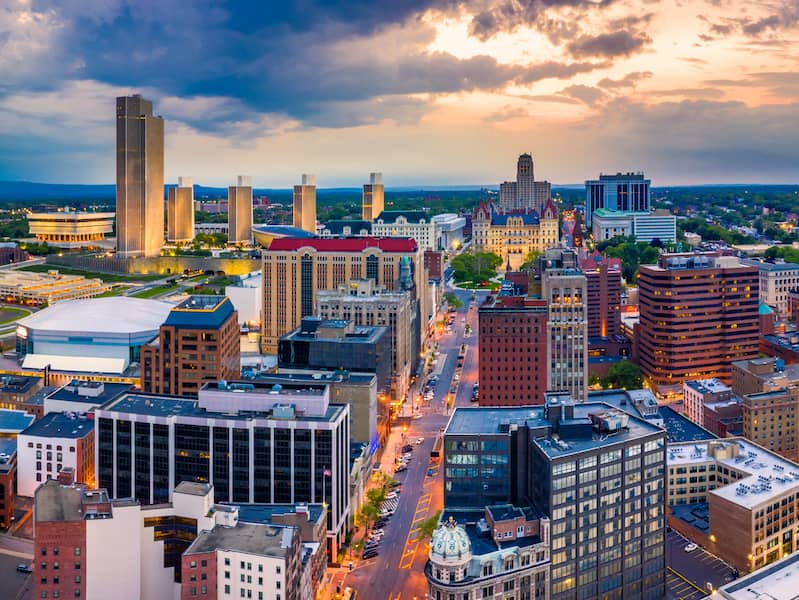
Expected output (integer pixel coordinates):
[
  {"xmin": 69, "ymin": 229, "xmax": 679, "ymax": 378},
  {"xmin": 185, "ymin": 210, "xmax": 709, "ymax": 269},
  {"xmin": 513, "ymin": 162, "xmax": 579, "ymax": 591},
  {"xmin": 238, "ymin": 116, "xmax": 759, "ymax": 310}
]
[
  {"xmin": 228, "ymin": 175, "xmax": 253, "ymax": 244},
  {"xmin": 585, "ymin": 171, "xmax": 651, "ymax": 226},
  {"xmin": 166, "ymin": 176, "xmax": 194, "ymax": 243},
  {"xmin": 115, "ymin": 95, "xmax": 164, "ymax": 257},
  {"xmin": 498, "ymin": 154, "xmax": 551, "ymax": 213},
  {"xmin": 638, "ymin": 253, "xmax": 759, "ymax": 399},
  {"xmin": 362, "ymin": 172, "xmax": 384, "ymax": 221},
  {"xmin": 293, "ymin": 173, "xmax": 317, "ymax": 234}
]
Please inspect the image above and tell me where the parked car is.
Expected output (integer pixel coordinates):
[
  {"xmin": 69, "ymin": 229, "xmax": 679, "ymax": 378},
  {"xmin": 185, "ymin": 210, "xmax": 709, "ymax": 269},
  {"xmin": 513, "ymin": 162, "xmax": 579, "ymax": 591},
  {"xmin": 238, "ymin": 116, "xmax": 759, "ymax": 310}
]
[
  {"xmin": 684, "ymin": 543, "xmax": 698, "ymax": 552},
  {"xmin": 16, "ymin": 563, "xmax": 32, "ymax": 574},
  {"xmin": 363, "ymin": 550, "xmax": 379, "ymax": 559},
  {"xmin": 402, "ymin": 445, "xmax": 413, "ymax": 453},
  {"xmin": 416, "ymin": 437, "xmax": 425, "ymax": 445}
]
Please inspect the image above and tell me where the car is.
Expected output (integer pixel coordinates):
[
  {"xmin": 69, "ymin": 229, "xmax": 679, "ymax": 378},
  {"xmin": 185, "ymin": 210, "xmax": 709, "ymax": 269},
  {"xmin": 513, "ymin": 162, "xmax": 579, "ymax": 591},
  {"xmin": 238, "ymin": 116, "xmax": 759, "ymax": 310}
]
[
  {"xmin": 365, "ymin": 540, "xmax": 380, "ymax": 548},
  {"xmin": 427, "ymin": 468, "xmax": 434, "ymax": 476},
  {"xmin": 386, "ymin": 493, "xmax": 398, "ymax": 500},
  {"xmin": 389, "ymin": 480, "xmax": 401, "ymax": 488},
  {"xmin": 401, "ymin": 453, "xmax": 412, "ymax": 460},
  {"xmin": 684, "ymin": 543, "xmax": 698, "ymax": 552},
  {"xmin": 362, "ymin": 550, "xmax": 379, "ymax": 559},
  {"xmin": 416, "ymin": 437, "xmax": 425, "ymax": 445},
  {"xmin": 16, "ymin": 563, "xmax": 32, "ymax": 574},
  {"xmin": 402, "ymin": 445, "xmax": 413, "ymax": 453},
  {"xmin": 373, "ymin": 528, "xmax": 385, "ymax": 536}
]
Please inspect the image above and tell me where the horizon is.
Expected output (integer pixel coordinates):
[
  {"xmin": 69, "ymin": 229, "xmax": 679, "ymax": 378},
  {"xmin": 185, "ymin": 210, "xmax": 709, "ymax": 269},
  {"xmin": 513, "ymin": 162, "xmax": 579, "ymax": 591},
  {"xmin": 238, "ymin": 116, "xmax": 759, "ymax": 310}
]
[{"xmin": 2, "ymin": 1, "xmax": 798, "ymax": 186}]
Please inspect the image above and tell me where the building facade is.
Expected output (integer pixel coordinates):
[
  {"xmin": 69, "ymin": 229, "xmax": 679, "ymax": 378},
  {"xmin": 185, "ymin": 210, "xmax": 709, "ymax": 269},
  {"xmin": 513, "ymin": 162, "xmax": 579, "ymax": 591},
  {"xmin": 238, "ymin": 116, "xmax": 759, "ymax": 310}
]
[
  {"xmin": 499, "ymin": 154, "xmax": 551, "ymax": 214},
  {"xmin": 316, "ymin": 279, "xmax": 416, "ymax": 402},
  {"xmin": 0, "ymin": 270, "xmax": 110, "ymax": 306},
  {"xmin": 591, "ymin": 208, "xmax": 677, "ymax": 244},
  {"xmin": 94, "ymin": 385, "xmax": 351, "ymax": 555},
  {"xmin": 141, "ymin": 296, "xmax": 240, "ymax": 397},
  {"xmin": 293, "ymin": 174, "xmax": 317, "ymax": 234},
  {"xmin": 731, "ymin": 357, "xmax": 799, "ymax": 396},
  {"xmin": 228, "ymin": 176, "xmax": 253, "ymax": 244},
  {"xmin": 431, "ymin": 213, "xmax": 466, "ymax": 251},
  {"xmin": 0, "ymin": 438, "xmax": 16, "ymax": 529},
  {"xmin": 17, "ymin": 412, "xmax": 94, "ymax": 497},
  {"xmin": 472, "ymin": 199, "xmax": 559, "ymax": 270},
  {"xmin": 742, "ymin": 387, "xmax": 799, "ymax": 462},
  {"xmin": 371, "ymin": 211, "xmax": 438, "ymax": 251},
  {"xmin": 585, "ymin": 172, "xmax": 650, "ymax": 226},
  {"xmin": 638, "ymin": 253, "xmax": 760, "ymax": 399},
  {"xmin": 578, "ymin": 249, "xmax": 622, "ymax": 339},
  {"xmin": 666, "ymin": 437, "xmax": 799, "ymax": 573},
  {"xmin": 478, "ymin": 292, "xmax": 549, "ymax": 406},
  {"xmin": 741, "ymin": 258, "xmax": 799, "ymax": 317},
  {"xmin": 361, "ymin": 172, "xmax": 384, "ymax": 222},
  {"xmin": 426, "ymin": 510, "xmax": 550, "ymax": 600},
  {"xmin": 683, "ymin": 379, "xmax": 733, "ymax": 428},
  {"xmin": 28, "ymin": 210, "xmax": 115, "ymax": 248},
  {"xmin": 167, "ymin": 177, "xmax": 195, "ymax": 243},
  {"xmin": 116, "ymin": 94, "xmax": 164, "ymax": 258},
  {"xmin": 261, "ymin": 237, "xmax": 426, "ymax": 354}
]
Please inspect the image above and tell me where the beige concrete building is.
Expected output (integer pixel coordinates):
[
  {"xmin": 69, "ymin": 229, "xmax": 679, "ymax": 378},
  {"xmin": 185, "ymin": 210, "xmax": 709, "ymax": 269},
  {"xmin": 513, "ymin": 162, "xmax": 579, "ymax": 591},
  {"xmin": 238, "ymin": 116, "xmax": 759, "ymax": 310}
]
[
  {"xmin": 743, "ymin": 387, "xmax": 799, "ymax": 462},
  {"xmin": 228, "ymin": 175, "xmax": 253, "ymax": 244},
  {"xmin": 0, "ymin": 270, "xmax": 109, "ymax": 306},
  {"xmin": 361, "ymin": 172, "xmax": 384, "ymax": 222},
  {"xmin": 731, "ymin": 357, "xmax": 799, "ymax": 396},
  {"xmin": 292, "ymin": 174, "xmax": 317, "ymax": 234},
  {"xmin": 261, "ymin": 237, "xmax": 426, "ymax": 354},
  {"xmin": 317, "ymin": 279, "xmax": 415, "ymax": 402},
  {"xmin": 115, "ymin": 95, "xmax": 164, "ymax": 258},
  {"xmin": 472, "ymin": 198, "xmax": 559, "ymax": 269},
  {"xmin": 667, "ymin": 438, "xmax": 799, "ymax": 573},
  {"xmin": 166, "ymin": 176, "xmax": 195, "ymax": 243},
  {"xmin": 27, "ymin": 210, "xmax": 115, "ymax": 248}
]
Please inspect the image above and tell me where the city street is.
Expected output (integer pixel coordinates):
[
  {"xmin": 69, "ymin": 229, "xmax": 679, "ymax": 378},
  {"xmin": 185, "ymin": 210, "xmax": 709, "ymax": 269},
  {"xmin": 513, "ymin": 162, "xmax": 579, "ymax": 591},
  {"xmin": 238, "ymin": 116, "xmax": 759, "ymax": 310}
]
[{"xmin": 339, "ymin": 285, "xmax": 486, "ymax": 599}]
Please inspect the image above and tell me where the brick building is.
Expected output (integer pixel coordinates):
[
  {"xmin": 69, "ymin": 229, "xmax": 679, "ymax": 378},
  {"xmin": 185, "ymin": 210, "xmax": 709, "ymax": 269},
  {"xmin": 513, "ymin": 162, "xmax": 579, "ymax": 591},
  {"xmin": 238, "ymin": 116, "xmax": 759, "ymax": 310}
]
[
  {"xmin": 141, "ymin": 296, "xmax": 240, "ymax": 397},
  {"xmin": 0, "ymin": 438, "xmax": 16, "ymax": 529},
  {"xmin": 638, "ymin": 253, "xmax": 759, "ymax": 399},
  {"xmin": 577, "ymin": 249, "xmax": 622, "ymax": 338}
]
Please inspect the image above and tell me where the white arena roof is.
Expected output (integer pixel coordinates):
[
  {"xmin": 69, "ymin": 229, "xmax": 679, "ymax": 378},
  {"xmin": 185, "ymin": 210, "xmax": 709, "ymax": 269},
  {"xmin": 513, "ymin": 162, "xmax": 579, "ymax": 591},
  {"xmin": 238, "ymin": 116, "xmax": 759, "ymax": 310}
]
[{"xmin": 17, "ymin": 297, "xmax": 174, "ymax": 334}]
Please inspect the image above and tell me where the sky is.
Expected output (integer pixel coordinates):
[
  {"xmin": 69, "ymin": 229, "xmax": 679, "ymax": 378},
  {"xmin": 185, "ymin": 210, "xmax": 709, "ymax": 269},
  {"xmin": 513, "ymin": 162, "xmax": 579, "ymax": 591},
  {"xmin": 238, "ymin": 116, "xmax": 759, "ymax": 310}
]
[{"xmin": 1, "ymin": 0, "xmax": 798, "ymax": 187}]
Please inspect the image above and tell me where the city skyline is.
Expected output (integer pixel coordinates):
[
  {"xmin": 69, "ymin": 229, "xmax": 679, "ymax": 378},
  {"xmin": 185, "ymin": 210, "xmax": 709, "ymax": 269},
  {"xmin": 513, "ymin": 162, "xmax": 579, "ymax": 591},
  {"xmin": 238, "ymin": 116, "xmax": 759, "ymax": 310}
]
[{"xmin": 1, "ymin": 1, "xmax": 798, "ymax": 186}]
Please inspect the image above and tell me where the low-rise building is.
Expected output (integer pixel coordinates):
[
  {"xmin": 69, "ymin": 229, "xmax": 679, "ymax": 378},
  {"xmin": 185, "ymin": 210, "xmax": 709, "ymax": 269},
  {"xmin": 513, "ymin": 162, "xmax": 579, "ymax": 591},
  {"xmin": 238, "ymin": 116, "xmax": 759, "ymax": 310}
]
[
  {"xmin": 742, "ymin": 387, "xmax": 799, "ymax": 462},
  {"xmin": 703, "ymin": 398, "xmax": 743, "ymax": 438},
  {"xmin": 42, "ymin": 380, "xmax": 131, "ymax": 415},
  {"xmin": 371, "ymin": 211, "xmax": 438, "ymax": 250},
  {"xmin": 27, "ymin": 210, "xmax": 115, "ymax": 248},
  {"xmin": 731, "ymin": 357, "xmax": 799, "ymax": 396},
  {"xmin": 430, "ymin": 213, "xmax": 466, "ymax": 250},
  {"xmin": 683, "ymin": 379, "xmax": 734, "ymax": 427},
  {"xmin": 0, "ymin": 438, "xmax": 16, "ymax": 529},
  {"xmin": 667, "ymin": 437, "xmax": 799, "ymax": 572},
  {"xmin": 741, "ymin": 258, "xmax": 799, "ymax": 317},
  {"xmin": 425, "ymin": 507, "xmax": 550, "ymax": 600},
  {"xmin": 0, "ymin": 269, "xmax": 110, "ymax": 306},
  {"xmin": 760, "ymin": 332, "xmax": 799, "ymax": 365},
  {"xmin": 0, "ymin": 375, "xmax": 43, "ymax": 415},
  {"xmin": 712, "ymin": 550, "xmax": 799, "ymax": 599},
  {"xmin": 17, "ymin": 412, "xmax": 94, "ymax": 496},
  {"xmin": 591, "ymin": 208, "xmax": 677, "ymax": 243}
]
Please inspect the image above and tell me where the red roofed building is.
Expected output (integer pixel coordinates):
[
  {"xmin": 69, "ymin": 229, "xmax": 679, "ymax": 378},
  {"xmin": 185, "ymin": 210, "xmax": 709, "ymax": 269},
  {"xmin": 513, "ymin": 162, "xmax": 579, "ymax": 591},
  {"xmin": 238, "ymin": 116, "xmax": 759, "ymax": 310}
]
[{"xmin": 261, "ymin": 237, "xmax": 427, "ymax": 354}]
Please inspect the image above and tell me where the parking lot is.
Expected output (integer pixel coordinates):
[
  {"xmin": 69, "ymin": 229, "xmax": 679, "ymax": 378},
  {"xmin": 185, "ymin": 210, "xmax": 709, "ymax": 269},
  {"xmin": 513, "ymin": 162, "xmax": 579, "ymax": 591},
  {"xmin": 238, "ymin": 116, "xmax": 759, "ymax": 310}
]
[
  {"xmin": 666, "ymin": 529, "xmax": 737, "ymax": 599},
  {"xmin": 0, "ymin": 552, "xmax": 33, "ymax": 600}
]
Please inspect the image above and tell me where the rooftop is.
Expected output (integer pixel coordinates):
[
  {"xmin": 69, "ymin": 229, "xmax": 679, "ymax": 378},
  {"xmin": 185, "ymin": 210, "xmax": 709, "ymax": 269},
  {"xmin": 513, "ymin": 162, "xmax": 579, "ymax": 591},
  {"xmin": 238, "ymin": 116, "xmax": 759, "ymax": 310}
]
[
  {"xmin": 253, "ymin": 372, "xmax": 376, "ymax": 386},
  {"xmin": 321, "ymin": 220, "xmax": 371, "ymax": 235},
  {"xmin": 46, "ymin": 380, "xmax": 132, "ymax": 405},
  {"xmin": 714, "ymin": 550, "xmax": 799, "ymax": 599},
  {"xmin": 658, "ymin": 406, "xmax": 718, "ymax": 443},
  {"xmin": 266, "ymin": 236, "xmax": 417, "ymax": 253},
  {"xmin": 762, "ymin": 333, "xmax": 799, "ymax": 354},
  {"xmin": 0, "ymin": 375, "xmax": 39, "ymax": 395},
  {"xmin": 0, "ymin": 409, "xmax": 35, "ymax": 433},
  {"xmin": 185, "ymin": 522, "xmax": 296, "ymax": 557},
  {"xmin": 741, "ymin": 257, "xmax": 799, "ymax": 272},
  {"xmin": 34, "ymin": 480, "xmax": 112, "ymax": 523},
  {"xmin": 234, "ymin": 503, "xmax": 326, "ymax": 525},
  {"xmin": 375, "ymin": 210, "xmax": 429, "ymax": 224},
  {"xmin": 592, "ymin": 208, "xmax": 659, "ymax": 218},
  {"xmin": 17, "ymin": 297, "xmax": 173, "ymax": 334},
  {"xmin": 668, "ymin": 437, "xmax": 799, "ymax": 509},
  {"xmin": 20, "ymin": 412, "xmax": 94, "ymax": 439},
  {"xmin": 251, "ymin": 224, "xmax": 316, "ymax": 239},
  {"xmin": 0, "ymin": 438, "xmax": 17, "ymax": 463},
  {"xmin": 685, "ymin": 378, "xmax": 731, "ymax": 395},
  {"xmin": 164, "ymin": 295, "xmax": 236, "ymax": 329},
  {"xmin": 175, "ymin": 481, "xmax": 213, "ymax": 497}
]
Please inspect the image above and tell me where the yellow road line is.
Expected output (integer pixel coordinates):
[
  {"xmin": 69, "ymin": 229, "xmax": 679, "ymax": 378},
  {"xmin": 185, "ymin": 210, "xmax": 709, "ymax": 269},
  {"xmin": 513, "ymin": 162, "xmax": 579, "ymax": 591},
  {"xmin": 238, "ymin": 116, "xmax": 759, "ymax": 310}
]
[{"xmin": 667, "ymin": 567, "xmax": 707, "ymax": 595}]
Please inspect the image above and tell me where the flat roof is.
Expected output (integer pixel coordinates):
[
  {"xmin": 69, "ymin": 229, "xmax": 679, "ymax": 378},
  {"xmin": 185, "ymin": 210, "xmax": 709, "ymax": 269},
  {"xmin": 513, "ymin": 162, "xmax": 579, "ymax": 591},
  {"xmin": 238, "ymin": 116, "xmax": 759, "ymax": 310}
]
[
  {"xmin": 21, "ymin": 412, "xmax": 94, "ymax": 439},
  {"xmin": 234, "ymin": 503, "xmax": 325, "ymax": 525},
  {"xmin": 658, "ymin": 406, "xmax": 718, "ymax": 443},
  {"xmin": 175, "ymin": 481, "xmax": 212, "ymax": 497},
  {"xmin": 741, "ymin": 257, "xmax": 799, "ymax": 272},
  {"xmin": 254, "ymin": 372, "xmax": 376, "ymax": 386},
  {"xmin": 99, "ymin": 392, "xmax": 346, "ymax": 423},
  {"xmin": 715, "ymin": 550, "xmax": 799, "ymax": 599},
  {"xmin": 185, "ymin": 522, "xmax": 295, "ymax": 557},
  {"xmin": 668, "ymin": 437, "xmax": 799, "ymax": 509},
  {"xmin": 47, "ymin": 381, "xmax": 132, "ymax": 405},
  {"xmin": 164, "ymin": 295, "xmax": 235, "ymax": 329},
  {"xmin": 762, "ymin": 333, "xmax": 799, "ymax": 353},
  {"xmin": 0, "ymin": 437, "xmax": 17, "ymax": 460},
  {"xmin": 0, "ymin": 375, "xmax": 40, "ymax": 394},
  {"xmin": 267, "ymin": 237, "xmax": 417, "ymax": 253},
  {"xmin": 0, "ymin": 409, "xmax": 36, "ymax": 433},
  {"xmin": 684, "ymin": 379, "xmax": 731, "ymax": 394}
]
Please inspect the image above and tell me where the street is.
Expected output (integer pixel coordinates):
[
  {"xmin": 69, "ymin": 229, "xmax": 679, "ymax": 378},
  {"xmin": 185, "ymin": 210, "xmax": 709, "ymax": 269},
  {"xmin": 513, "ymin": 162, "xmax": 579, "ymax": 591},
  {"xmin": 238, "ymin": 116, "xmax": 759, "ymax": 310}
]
[{"xmin": 339, "ymin": 285, "xmax": 486, "ymax": 599}]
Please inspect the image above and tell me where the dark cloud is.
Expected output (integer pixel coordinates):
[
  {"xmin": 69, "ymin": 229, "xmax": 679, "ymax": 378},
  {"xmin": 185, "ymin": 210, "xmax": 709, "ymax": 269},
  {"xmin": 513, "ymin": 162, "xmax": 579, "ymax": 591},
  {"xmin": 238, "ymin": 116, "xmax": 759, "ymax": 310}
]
[
  {"xmin": 567, "ymin": 31, "xmax": 652, "ymax": 58},
  {"xmin": 597, "ymin": 71, "xmax": 653, "ymax": 89},
  {"xmin": 469, "ymin": 0, "xmax": 618, "ymax": 40}
]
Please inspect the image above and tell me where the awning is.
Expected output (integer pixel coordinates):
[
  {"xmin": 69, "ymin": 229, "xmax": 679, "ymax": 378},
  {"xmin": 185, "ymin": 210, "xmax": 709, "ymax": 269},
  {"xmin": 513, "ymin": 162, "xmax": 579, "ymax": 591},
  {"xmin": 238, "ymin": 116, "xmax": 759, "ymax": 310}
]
[{"xmin": 22, "ymin": 353, "xmax": 128, "ymax": 375}]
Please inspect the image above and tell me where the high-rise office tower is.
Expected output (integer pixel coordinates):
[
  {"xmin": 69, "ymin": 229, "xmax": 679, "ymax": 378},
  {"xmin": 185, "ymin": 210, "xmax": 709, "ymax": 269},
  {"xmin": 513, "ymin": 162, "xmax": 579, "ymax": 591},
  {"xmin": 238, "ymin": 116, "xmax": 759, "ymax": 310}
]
[
  {"xmin": 362, "ymin": 172, "xmax": 384, "ymax": 222},
  {"xmin": 293, "ymin": 173, "xmax": 317, "ymax": 234},
  {"xmin": 540, "ymin": 249, "xmax": 588, "ymax": 401},
  {"xmin": 585, "ymin": 171, "xmax": 651, "ymax": 225},
  {"xmin": 166, "ymin": 176, "xmax": 195, "ymax": 243},
  {"xmin": 578, "ymin": 249, "xmax": 622, "ymax": 338},
  {"xmin": 638, "ymin": 253, "xmax": 759, "ymax": 399},
  {"xmin": 498, "ymin": 154, "xmax": 551, "ymax": 213},
  {"xmin": 115, "ymin": 95, "xmax": 164, "ymax": 257},
  {"xmin": 228, "ymin": 175, "xmax": 253, "ymax": 244}
]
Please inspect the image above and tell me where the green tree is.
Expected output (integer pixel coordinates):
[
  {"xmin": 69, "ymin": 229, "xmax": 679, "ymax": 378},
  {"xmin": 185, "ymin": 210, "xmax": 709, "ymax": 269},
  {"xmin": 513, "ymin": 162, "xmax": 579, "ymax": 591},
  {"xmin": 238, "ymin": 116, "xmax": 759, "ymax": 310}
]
[
  {"xmin": 519, "ymin": 249, "xmax": 542, "ymax": 271},
  {"xmin": 418, "ymin": 510, "xmax": 443, "ymax": 542},
  {"xmin": 600, "ymin": 361, "xmax": 644, "ymax": 390},
  {"xmin": 444, "ymin": 292, "xmax": 463, "ymax": 310}
]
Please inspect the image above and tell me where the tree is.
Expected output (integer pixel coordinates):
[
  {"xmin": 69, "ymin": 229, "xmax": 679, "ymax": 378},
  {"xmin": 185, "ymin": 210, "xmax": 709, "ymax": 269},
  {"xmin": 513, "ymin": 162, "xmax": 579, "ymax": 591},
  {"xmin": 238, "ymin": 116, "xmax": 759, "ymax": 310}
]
[
  {"xmin": 600, "ymin": 361, "xmax": 644, "ymax": 390},
  {"xmin": 519, "ymin": 250, "xmax": 542, "ymax": 272},
  {"xmin": 418, "ymin": 510, "xmax": 443, "ymax": 542},
  {"xmin": 444, "ymin": 292, "xmax": 463, "ymax": 310}
]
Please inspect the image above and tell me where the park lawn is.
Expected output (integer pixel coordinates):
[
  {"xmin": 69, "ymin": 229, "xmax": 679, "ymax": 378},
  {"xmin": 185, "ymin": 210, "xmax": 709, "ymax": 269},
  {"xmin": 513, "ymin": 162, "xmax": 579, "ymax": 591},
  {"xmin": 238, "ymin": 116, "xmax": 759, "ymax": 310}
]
[
  {"xmin": 0, "ymin": 306, "xmax": 30, "ymax": 324},
  {"xmin": 131, "ymin": 284, "xmax": 180, "ymax": 299},
  {"xmin": 94, "ymin": 286, "xmax": 130, "ymax": 298},
  {"xmin": 18, "ymin": 264, "xmax": 164, "ymax": 282}
]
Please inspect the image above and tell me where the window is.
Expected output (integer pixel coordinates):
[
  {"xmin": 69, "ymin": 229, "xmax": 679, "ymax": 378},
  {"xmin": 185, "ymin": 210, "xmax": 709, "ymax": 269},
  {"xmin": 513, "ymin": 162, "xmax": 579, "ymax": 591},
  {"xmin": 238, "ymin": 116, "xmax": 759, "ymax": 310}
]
[
  {"xmin": 54, "ymin": 562, "xmax": 59, "ymax": 570},
  {"xmin": 54, "ymin": 548, "xmax": 60, "ymax": 557},
  {"xmin": 41, "ymin": 548, "xmax": 47, "ymax": 556},
  {"xmin": 224, "ymin": 585, "xmax": 231, "ymax": 594},
  {"xmin": 40, "ymin": 593, "xmax": 47, "ymax": 599},
  {"xmin": 75, "ymin": 576, "xmax": 81, "ymax": 584},
  {"xmin": 201, "ymin": 560, "xmax": 207, "ymax": 567},
  {"xmin": 201, "ymin": 586, "xmax": 207, "ymax": 595},
  {"xmin": 225, "ymin": 571, "xmax": 230, "ymax": 580},
  {"xmin": 74, "ymin": 548, "xmax": 80, "ymax": 557},
  {"xmin": 240, "ymin": 561, "xmax": 245, "ymax": 569},
  {"xmin": 74, "ymin": 563, "xmax": 80, "ymax": 570},
  {"xmin": 225, "ymin": 558, "xmax": 231, "ymax": 566},
  {"xmin": 276, "ymin": 582, "xmax": 281, "ymax": 589},
  {"xmin": 74, "ymin": 590, "xmax": 81, "ymax": 598},
  {"xmin": 276, "ymin": 566, "xmax": 281, "ymax": 575},
  {"xmin": 190, "ymin": 561, "xmax": 197, "ymax": 568}
]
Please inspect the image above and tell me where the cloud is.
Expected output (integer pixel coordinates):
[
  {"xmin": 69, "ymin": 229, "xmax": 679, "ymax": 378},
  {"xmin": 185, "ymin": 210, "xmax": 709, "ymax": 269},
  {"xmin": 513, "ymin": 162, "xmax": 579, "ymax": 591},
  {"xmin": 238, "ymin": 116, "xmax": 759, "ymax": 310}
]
[
  {"xmin": 647, "ymin": 87, "xmax": 725, "ymax": 99},
  {"xmin": 567, "ymin": 31, "xmax": 652, "ymax": 58},
  {"xmin": 560, "ymin": 84, "xmax": 606, "ymax": 106},
  {"xmin": 484, "ymin": 106, "xmax": 529, "ymax": 123},
  {"xmin": 597, "ymin": 71, "xmax": 653, "ymax": 89}
]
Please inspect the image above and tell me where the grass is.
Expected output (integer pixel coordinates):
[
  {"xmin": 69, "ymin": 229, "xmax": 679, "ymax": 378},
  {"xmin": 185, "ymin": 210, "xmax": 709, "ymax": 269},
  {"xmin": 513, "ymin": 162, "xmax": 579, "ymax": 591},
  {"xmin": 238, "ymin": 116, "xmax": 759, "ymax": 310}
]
[
  {"xmin": 0, "ymin": 307, "xmax": 30, "ymax": 325},
  {"xmin": 94, "ymin": 287, "xmax": 129, "ymax": 298},
  {"xmin": 18, "ymin": 264, "xmax": 165, "ymax": 282},
  {"xmin": 131, "ymin": 284, "xmax": 180, "ymax": 299}
]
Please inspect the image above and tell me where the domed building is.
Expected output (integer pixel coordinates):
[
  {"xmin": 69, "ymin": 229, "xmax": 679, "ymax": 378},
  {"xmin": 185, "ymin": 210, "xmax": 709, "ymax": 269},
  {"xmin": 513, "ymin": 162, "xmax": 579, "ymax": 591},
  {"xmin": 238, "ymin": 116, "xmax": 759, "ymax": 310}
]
[{"xmin": 425, "ymin": 507, "xmax": 551, "ymax": 600}]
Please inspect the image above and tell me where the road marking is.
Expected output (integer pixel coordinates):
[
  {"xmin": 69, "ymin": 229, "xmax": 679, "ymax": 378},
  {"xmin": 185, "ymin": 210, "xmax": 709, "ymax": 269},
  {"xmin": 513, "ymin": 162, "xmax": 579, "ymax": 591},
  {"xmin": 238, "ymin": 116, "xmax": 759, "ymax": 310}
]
[
  {"xmin": 667, "ymin": 567, "xmax": 707, "ymax": 596},
  {"xmin": 0, "ymin": 548, "xmax": 33, "ymax": 559}
]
